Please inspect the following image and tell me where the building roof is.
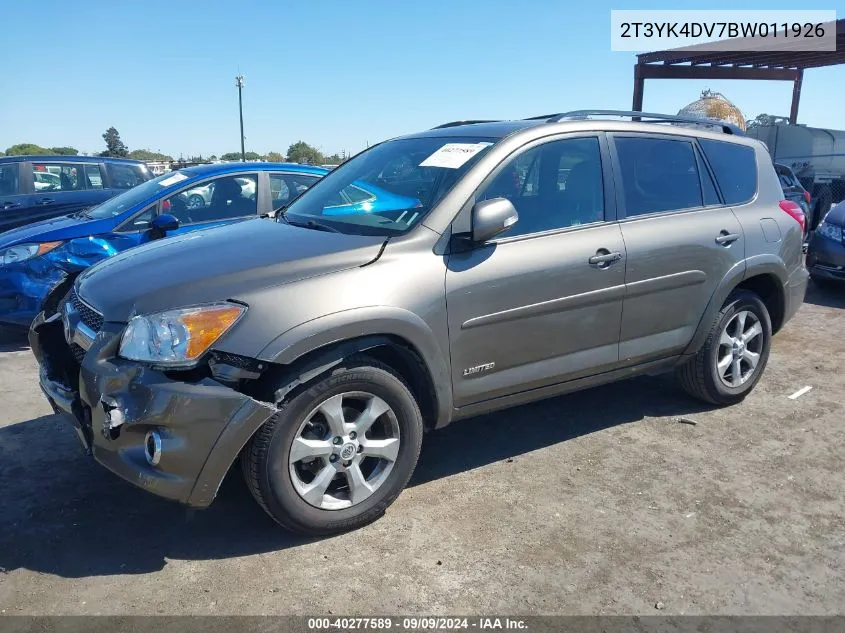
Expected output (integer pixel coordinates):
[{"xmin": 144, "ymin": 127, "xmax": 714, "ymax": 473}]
[{"xmin": 636, "ymin": 19, "xmax": 845, "ymax": 72}]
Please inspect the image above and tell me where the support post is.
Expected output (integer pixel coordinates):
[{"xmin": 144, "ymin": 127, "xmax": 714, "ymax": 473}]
[
  {"xmin": 632, "ymin": 64, "xmax": 644, "ymax": 112},
  {"xmin": 789, "ymin": 69, "xmax": 803, "ymax": 124}
]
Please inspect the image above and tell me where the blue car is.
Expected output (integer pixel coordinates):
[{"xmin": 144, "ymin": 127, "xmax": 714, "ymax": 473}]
[
  {"xmin": 0, "ymin": 155, "xmax": 153, "ymax": 233},
  {"xmin": 0, "ymin": 162, "xmax": 328, "ymax": 328}
]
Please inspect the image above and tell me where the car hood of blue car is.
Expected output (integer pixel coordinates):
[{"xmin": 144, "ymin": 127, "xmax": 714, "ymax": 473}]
[{"xmin": 0, "ymin": 213, "xmax": 117, "ymax": 249}]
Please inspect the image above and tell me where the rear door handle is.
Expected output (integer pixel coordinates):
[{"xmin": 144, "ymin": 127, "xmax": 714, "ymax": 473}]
[
  {"xmin": 36, "ymin": 198, "xmax": 55, "ymax": 205},
  {"xmin": 1, "ymin": 201, "xmax": 21, "ymax": 209},
  {"xmin": 715, "ymin": 232, "xmax": 741, "ymax": 246},
  {"xmin": 588, "ymin": 251, "xmax": 623, "ymax": 266}
]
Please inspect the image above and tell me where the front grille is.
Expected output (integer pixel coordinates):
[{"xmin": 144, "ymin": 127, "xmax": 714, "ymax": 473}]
[{"xmin": 69, "ymin": 289, "xmax": 103, "ymax": 333}]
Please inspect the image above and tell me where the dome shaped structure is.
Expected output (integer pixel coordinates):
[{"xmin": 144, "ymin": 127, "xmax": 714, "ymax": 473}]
[{"xmin": 678, "ymin": 90, "xmax": 746, "ymax": 132}]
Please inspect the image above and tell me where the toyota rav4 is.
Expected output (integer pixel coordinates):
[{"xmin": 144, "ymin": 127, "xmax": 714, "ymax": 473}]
[{"xmin": 30, "ymin": 111, "xmax": 809, "ymax": 535}]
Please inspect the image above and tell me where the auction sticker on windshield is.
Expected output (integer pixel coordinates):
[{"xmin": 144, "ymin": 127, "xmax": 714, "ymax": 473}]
[
  {"xmin": 158, "ymin": 172, "xmax": 189, "ymax": 188},
  {"xmin": 419, "ymin": 142, "xmax": 492, "ymax": 169}
]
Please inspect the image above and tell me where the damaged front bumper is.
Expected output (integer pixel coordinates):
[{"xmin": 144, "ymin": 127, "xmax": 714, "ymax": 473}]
[{"xmin": 30, "ymin": 310, "xmax": 276, "ymax": 508}]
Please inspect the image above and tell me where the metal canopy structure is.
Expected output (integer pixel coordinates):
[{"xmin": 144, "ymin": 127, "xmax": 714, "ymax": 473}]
[{"xmin": 633, "ymin": 19, "xmax": 845, "ymax": 124}]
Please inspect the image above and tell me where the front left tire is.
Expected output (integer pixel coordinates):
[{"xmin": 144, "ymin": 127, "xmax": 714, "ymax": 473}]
[{"xmin": 241, "ymin": 357, "xmax": 424, "ymax": 535}]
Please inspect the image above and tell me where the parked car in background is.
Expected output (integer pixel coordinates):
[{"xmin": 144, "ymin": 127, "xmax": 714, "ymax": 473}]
[
  {"xmin": 775, "ymin": 163, "xmax": 813, "ymax": 234},
  {"xmin": 0, "ymin": 156, "xmax": 153, "ymax": 233},
  {"xmin": 806, "ymin": 200, "xmax": 845, "ymax": 287},
  {"xmin": 0, "ymin": 163, "xmax": 327, "ymax": 328},
  {"xmin": 30, "ymin": 111, "xmax": 807, "ymax": 536}
]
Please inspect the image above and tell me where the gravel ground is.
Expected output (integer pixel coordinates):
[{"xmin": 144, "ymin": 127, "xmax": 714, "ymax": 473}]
[{"xmin": 0, "ymin": 282, "xmax": 843, "ymax": 616}]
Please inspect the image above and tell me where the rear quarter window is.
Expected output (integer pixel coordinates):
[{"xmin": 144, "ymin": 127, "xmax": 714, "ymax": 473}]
[
  {"xmin": 699, "ymin": 139, "xmax": 757, "ymax": 205},
  {"xmin": 107, "ymin": 163, "xmax": 152, "ymax": 189}
]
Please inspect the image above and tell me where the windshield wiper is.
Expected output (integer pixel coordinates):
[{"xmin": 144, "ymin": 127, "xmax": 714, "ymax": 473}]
[
  {"xmin": 285, "ymin": 217, "xmax": 341, "ymax": 233},
  {"xmin": 69, "ymin": 209, "xmax": 93, "ymax": 219}
]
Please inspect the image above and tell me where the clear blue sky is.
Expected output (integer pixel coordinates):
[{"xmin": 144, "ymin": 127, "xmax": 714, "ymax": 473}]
[{"xmin": 1, "ymin": 0, "xmax": 841, "ymax": 158}]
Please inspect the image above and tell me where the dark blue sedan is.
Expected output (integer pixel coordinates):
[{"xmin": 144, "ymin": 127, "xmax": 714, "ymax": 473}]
[{"xmin": 0, "ymin": 162, "xmax": 328, "ymax": 327}]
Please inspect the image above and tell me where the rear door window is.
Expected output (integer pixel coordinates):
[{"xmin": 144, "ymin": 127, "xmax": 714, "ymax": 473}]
[
  {"xmin": 270, "ymin": 173, "xmax": 320, "ymax": 208},
  {"xmin": 107, "ymin": 163, "xmax": 151, "ymax": 189},
  {"xmin": 614, "ymin": 136, "xmax": 702, "ymax": 216},
  {"xmin": 32, "ymin": 163, "xmax": 85, "ymax": 191},
  {"xmin": 699, "ymin": 139, "xmax": 757, "ymax": 205},
  {"xmin": 85, "ymin": 164, "xmax": 104, "ymax": 189}
]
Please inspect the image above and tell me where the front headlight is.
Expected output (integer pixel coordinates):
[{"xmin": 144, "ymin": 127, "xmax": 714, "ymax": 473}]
[
  {"xmin": 0, "ymin": 241, "xmax": 63, "ymax": 265},
  {"xmin": 119, "ymin": 303, "xmax": 246, "ymax": 367},
  {"xmin": 817, "ymin": 221, "xmax": 843, "ymax": 243}
]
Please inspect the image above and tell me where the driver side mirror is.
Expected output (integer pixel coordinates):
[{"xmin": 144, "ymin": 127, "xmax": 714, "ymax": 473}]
[
  {"xmin": 471, "ymin": 198, "xmax": 518, "ymax": 243},
  {"xmin": 148, "ymin": 213, "xmax": 180, "ymax": 240}
]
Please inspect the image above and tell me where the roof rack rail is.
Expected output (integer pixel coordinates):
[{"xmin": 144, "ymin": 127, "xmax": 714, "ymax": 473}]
[
  {"xmin": 431, "ymin": 119, "xmax": 500, "ymax": 129},
  {"xmin": 526, "ymin": 110, "xmax": 743, "ymax": 135}
]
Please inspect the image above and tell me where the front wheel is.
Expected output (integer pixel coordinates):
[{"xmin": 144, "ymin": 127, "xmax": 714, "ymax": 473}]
[
  {"xmin": 241, "ymin": 357, "xmax": 423, "ymax": 535},
  {"xmin": 677, "ymin": 290, "xmax": 772, "ymax": 405}
]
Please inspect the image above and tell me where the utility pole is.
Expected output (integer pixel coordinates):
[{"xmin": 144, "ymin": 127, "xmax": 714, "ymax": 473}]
[{"xmin": 235, "ymin": 74, "xmax": 246, "ymax": 162}]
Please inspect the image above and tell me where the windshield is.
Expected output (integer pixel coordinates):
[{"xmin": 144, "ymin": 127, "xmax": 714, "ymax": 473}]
[
  {"xmin": 283, "ymin": 136, "xmax": 496, "ymax": 235},
  {"xmin": 86, "ymin": 170, "xmax": 191, "ymax": 219}
]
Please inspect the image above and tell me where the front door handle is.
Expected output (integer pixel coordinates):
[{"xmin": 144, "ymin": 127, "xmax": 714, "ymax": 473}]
[
  {"xmin": 36, "ymin": 198, "xmax": 55, "ymax": 205},
  {"xmin": 588, "ymin": 250, "xmax": 623, "ymax": 266},
  {"xmin": 1, "ymin": 201, "xmax": 21, "ymax": 209},
  {"xmin": 715, "ymin": 231, "xmax": 741, "ymax": 246}
]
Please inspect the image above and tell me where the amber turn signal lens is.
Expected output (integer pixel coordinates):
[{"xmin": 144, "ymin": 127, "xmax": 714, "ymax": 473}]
[
  {"xmin": 36, "ymin": 241, "xmax": 64, "ymax": 256},
  {"xmin": 178, "ymin": 305, "xmax": 244, "ymax": 359}
]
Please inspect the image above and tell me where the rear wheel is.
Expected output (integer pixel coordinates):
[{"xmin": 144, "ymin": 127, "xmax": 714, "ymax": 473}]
[
  {"xmin": 187, "ymin": 194, "xmax": 205, "ymax": 210},
  {"xmin": 241, "ymin": 357, "xmax": 423, "ymax": 535},
  {"xmin": 677, "ymin": 290, "xmax": 772, "ymax": 405}
]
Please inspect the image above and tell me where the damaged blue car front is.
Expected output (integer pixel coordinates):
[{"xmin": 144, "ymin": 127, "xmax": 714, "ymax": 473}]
[{"xmin": 0, "ymin": 162, "xmax": 329, "ymax": 328}]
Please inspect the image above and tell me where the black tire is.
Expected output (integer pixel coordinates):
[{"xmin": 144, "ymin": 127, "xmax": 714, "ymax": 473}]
[
  {"xmin": 241, "ymin": 357, "xmax": 423, "ymax": 535},
  {"xmin": 677, "ymin": 290, "xmax": 772, "ymax": 406}
]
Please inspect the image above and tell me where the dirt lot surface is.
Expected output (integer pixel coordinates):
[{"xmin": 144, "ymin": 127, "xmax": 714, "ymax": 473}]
[{"xmin": 0, "ymin": 284, "xmax": 843, "ymax": 616}]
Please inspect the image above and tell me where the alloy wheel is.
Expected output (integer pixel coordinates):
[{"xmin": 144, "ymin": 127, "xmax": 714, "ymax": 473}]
[
  {"xmin": 716, "ymin": 310, "xmax": 764, "ymax": 388},
  {"xmin": 288, "ymin": 391, "xmax": 400, "ymax": 510}
]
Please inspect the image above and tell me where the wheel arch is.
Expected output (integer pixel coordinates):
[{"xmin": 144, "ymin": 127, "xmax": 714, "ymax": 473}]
[
  {"xmin": 258, "ymin": 307, "xmax": 452, "ymax": 430},
  {"xmin": 683, "ymin": 258, "xmax": 787, "ymax": 356}
]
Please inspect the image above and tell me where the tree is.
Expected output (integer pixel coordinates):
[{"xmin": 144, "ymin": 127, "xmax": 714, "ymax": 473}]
[
  {"xmin": 266, "ymin": 151, "xmax": 285, "ymax": 162},
  {"xmin": 286, "ymin": 141, "xmax": 324, "ymax": 165},
  {"xmin": 128, "ymin": 149, "xmax": 173, "ymax": 162},
  {"xmin": 220, "ymin": 151, "xmax": 262, "ymax": 161},
  {"xmin": 101, "ymin": 127, "xmax": 128, "ymax": 157},
  {"xmin": 746, "ymin": 113, "xmax": 787, "ymax": 129},
  {"xmin": 51, "ymin": 146, "xmax": 79, "ymax": 155},
  {"xmin": 5, "ymin": 143, "xmax": 52, "ymax": 155}
]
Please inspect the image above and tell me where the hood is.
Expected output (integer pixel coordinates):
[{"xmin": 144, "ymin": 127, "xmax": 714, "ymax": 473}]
[
  {"xmin": 77, "ymin": 218, "xmax": 386, "ymax": 321},
  {"xmin": 822, "ymin": 200, "xmax": 845, "ymax": 227},
  {"xmin": 0, "ymin": 214, "xmax": 116, "ymax": 248}
]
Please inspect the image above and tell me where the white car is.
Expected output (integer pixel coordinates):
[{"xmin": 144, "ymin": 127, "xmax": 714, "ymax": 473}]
[
  {"xmin": 33, "ymin": 171, "xmax": 62, "ymax": 191},
  {"xmin": 184, "ymin": 177, "xmax": 256, "ymax": 209}
]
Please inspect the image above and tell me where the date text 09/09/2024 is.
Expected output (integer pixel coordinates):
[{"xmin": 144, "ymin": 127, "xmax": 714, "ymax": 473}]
[{"xmin": 307, "ymin": 617, "xmax": 528, "ymax": 630}]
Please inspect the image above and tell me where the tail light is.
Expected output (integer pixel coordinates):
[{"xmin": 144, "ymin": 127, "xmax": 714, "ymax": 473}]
[
  {"xmin": 779, "ymin": 200, "xmax": 805, "ymax": 233},
  {"xmin": 803, "ymin": 190, "xmax": 811, "ymax": 204}
]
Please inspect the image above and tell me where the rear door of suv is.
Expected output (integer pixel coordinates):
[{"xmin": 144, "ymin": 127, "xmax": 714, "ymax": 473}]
[
  {"xmin": 610, "ymin": 133, "xmax": 746, "ymax": 365},
  {"xmin": 28, "ymin": 160, "xmax": 113, "ymax": 221}
]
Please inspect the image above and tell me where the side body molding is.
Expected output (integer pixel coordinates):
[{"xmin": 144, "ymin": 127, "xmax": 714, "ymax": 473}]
[{"xmin": 258, "ymin": 306, "xmax": 453, "ymax": 428}]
